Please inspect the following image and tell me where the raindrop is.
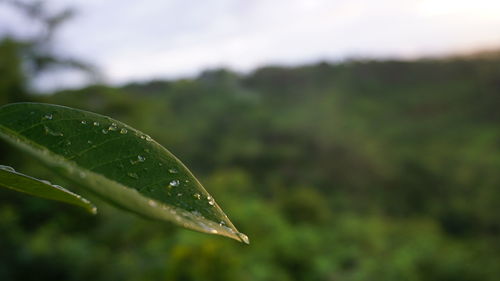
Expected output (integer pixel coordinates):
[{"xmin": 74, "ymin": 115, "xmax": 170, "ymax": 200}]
[
  {"xmin": 148, "ymin": 200, "xmax": 158, "ymax": 207},
  {"xmin": 145, "ymin": 135, "xmax": 152, "ymax": 141},
  {"xmin": 81, "ymin": 120, "xmax": 87, "ymax": 125},
  {"xmin": 102, "ymin": 129, "xmax": 108, "ymax": 134},
  {"xmin": 120, "ymin": 128, "xmax": 128, "ymax": 134},
  {"xmin": 207, "ymin": 196, "xmax": 215, "ymax": 206},
  {"xmin": 93, "ymin": 121, "xmax": 100, "ymax": 126},
  {"xmin": 127, "ymin": 172, "xmax": 139, "ymax": 179},
  {"xmin": 64, "ymin": 140, "xmax": 72, "ymax": 146},
  {"xmin": 108, "ymin": 123, "xmax": 118, "ymax": 131},
  {"xmin": 43, "ymin": 114, "xmax": 53, "ymax": 120},
  {"xmin": 158, "ymin": 163, "xmax": 163, "ymax": 167},
  {"xmin": 194, "ymin": 193, "xmax": 201, "ymax": 200},
  {"xmin": 44, "ymin": 125, "xmax": 64, "ymax": 137},
  {"xmin": 40, "ymin": 179, "xmax": 52, "ymax": 185},
  {"xmin": 140, "ymin": 135, "xmax": 145, "ymax": 139},
  {"xmin": 168, "ymin": 168, "xmax": 178, "ymax": 174},
  {"xmin": 177, "ymin": 193, "xmax": 183, "ymax": 197},
  {"xmin": 87, "ymin": 140, "xmax": 93, "ymax": 144},
  {"xmin": 169, "ymin": 179, "xmax": 180, "ymax": 187},
  {"xmin": 137, "ymin": 155, "xmax": 146, "ymax": 162},
  {"xmin": 237, "ymin": 233, "xmax": 250, "ymax": 244}
]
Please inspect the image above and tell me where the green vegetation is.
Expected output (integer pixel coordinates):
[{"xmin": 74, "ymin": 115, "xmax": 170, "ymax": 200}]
[
  {"xmin": 0, "ymin": 164, "xmax": 96, "ymax": 213},
  {"xmin": 0, "ymin": 102, "xmax": 247, "ymax": 243},
  {"xmin": 1, "ymin": 7, "xmax": 500, "ymax": 276},
  {"xmin": 1, "ymin": 55, "xmax": 499, "ymax": 280}
]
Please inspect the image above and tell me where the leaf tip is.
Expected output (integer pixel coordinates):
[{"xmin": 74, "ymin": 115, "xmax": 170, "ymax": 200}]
[{"xmin": 237, "ymin": 232, "xmax": 250, "ymax": 245}]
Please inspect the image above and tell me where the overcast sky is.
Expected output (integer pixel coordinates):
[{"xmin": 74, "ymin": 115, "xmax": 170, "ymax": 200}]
[{"xmin": 2, "ymin": 0, "xmax": 500, "ymax": 90}]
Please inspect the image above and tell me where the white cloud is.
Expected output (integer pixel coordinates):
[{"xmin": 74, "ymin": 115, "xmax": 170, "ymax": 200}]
[{"xmin": 3, "ymin": 0, "xmax": 500, "ymax": 89}]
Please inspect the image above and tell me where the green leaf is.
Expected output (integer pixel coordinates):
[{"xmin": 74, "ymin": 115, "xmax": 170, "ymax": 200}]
[
  {"xmin": 0, "ymin": 165, "xmax": 96, "ymax": 214},
  {"xmin": 0, "ymin": 102, "xmax": 248, "ymax": 244}
]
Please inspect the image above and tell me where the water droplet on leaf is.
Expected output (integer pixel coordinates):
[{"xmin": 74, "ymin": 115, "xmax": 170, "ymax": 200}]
[
  {"xmin": 108, "ymin": 123, "xmax": 118, "ymax": 131},
  {"xmin": 127, "ymin": 172, "xmax": 139, "ymax": 179},
  {"xmin": 148, "ymin": 200, "xmax": 158, "ymax": 207},
  {"xmin": 44, "ymin": 125, "xmax": 64, "ymax": 137},
  {"xmin": 207, "ymin": 196, "xmax": 215, "ymax": 206}
]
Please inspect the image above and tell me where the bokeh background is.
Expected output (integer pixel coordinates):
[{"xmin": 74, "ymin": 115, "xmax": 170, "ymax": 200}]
[{"xmin": 1, "ymin": 1, "xmax": 500, "ymax": 280}]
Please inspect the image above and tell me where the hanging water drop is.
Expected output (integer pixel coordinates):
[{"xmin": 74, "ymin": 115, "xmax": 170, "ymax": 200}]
[
  {"xmin": 93, "ymin": 121, "xmax": 100, "ymax": 126},
  {"xmin": 81, "ymin": 120, "xmax": 87, "ymax": 125},
  {"xmin": 120, "ymin": 128, "xmax": 128, "ymax": 134},
  {"xmin": 168, "ymin": 168, "xmax": 178, "ymax": 174},
  {"xmin": 194, "ymin": 193, "xmax": 201, "ymax": 200},
  {"xmin": 169, "ymin": 179, "xmax": 180, "ymax": 187},
  {"xmin": 137, "ymin": 155, "xmax": 146, "ymax": 162},
  {"xmin": 43, "ymin": 114, "xmax": 53, "ymax": 120},
  {"xmin": 102, "ymin": 129, "xmax": 108, "ymax": 134},
  {"xmin": 237, "ymin": 233, "xmax": 250, "ymax": 244}
]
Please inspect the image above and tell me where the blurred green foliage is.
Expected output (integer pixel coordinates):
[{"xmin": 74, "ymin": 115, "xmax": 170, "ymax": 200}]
[{"xmin": 2, "ymin": 25, "xmax": 500, "ymax": 279}]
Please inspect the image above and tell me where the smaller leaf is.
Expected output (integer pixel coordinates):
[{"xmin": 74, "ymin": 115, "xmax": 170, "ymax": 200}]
[{"xmin": 0, "ymin": 165, "xmax": 96, "ymax": 214}]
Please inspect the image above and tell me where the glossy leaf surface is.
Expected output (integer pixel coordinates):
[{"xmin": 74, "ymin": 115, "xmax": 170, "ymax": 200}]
[
  {"xmin": 0, "ymin": 103, "xmax": 248, "ymax": 243},
  {"xmin": 0, "ymin": 165, "xmax": 96, "ymax": 213}
]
